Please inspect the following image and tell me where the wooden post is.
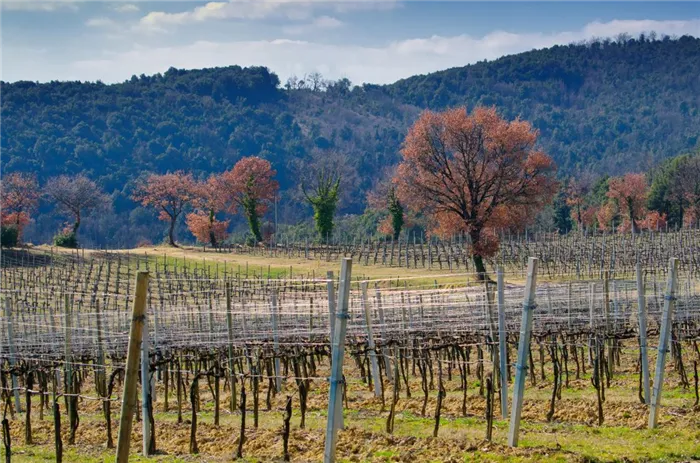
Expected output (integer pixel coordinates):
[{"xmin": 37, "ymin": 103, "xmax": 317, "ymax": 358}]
[
  {"xmin": 323, "ymin": 258, "xmax": 352, "ymax": 463},
  {"xmin": 327, "ymin": 271, "xmax": 336, "ymax": 343},
  {"xmin": 4, "ymin": 298, "xmax": 22, "ymax": 413},
  {"xmin": 375, "ymin": 286, "xmax": 392, "ymax": 383},
  {"xmin": 361, "ymin": 282, "xmax": 381, "ymax": 398},
  {"xmin": 225, "ymin": 283, "xmax": 237, "ymax": 412},
  {"xmin": 271, "ymin": 291, "xmax": 282, "ymax": 393},
  {"xmin": 64, "ymin": 293, "xmax": 74, "ymax": 441},
  {"xmin": 508, "ymin": 258, "xmax": 538, "ymax": 447},
  {"xmin": 496, "ymin": 267, "xmax": 508, "ymax": 419},
  {"xmin": 141, "ymin": 297, "xmax": 151, "ymax": 456},
  {"xmin": 649, "ymin": 258, "xmax": 678, "ymax": 429},
  {"xmin": 636, "ymin": 264, "xmax": 650, "ymax": 405},
  {"xmin": 116, "ymin": 271, "xmax": 150, "ymax": 463}
]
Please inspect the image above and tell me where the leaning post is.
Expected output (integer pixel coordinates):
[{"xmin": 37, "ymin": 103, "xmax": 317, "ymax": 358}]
[
  {"xmin": 649, "ymin": 258, "xmax": 678, "ymax": 429},
  {"xmin": 115, "ymin": 271, "xmax": 150, "ymax": 463},
  {"xmin": 508, "ymin": 257, "xmax": 538, "ymax": 447},
  {"xmin": 141, "ymin": 294, "xmax": 151, "ymax": 456}
]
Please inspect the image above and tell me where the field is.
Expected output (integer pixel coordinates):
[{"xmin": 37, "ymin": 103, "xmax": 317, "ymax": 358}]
[{"xmin": 1, "ymin": 234, "xmax": 699, "ymax": 462}]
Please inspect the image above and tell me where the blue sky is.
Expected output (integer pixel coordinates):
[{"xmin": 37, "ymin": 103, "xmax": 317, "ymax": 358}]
[{"xmin": 2, "ymin": 1, "xmax": 699, "ymax": 84}]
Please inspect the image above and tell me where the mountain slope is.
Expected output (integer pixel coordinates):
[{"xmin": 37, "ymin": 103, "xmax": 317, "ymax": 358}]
[
  {"xmin": 384, "ymin": 34, "xmax": 700, "ymax": 173},
  {"xmin": 2, "ymin": 36, "xmax": 699, "ymax": 246}
]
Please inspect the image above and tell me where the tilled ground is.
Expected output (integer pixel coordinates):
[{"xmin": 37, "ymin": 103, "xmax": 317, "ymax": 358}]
[{"xmin": 4, "ymin": 344, "xmax": 700, "ymax": 462}]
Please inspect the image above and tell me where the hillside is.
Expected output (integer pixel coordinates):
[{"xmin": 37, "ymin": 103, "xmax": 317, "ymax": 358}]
[
  {"xmin": 2, "ymin": 35, "xmax": 699, "ymax": 246},
  {"xmin": 385, "ymin": 34, "xmax": 700, "ymax": 173}
]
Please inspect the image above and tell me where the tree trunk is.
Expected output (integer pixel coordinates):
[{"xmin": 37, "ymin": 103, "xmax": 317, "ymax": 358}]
[
  {"xmin": 247, "ymin": 210, "xmax": 262, "ymax": 243},
  {"xmin": 630, "ymin": 211, "xmax": 639, "ymax": 234},
  {"xmin": 73, "ymin": 212, "xmax": 81, "ymax": 234},
  {"xmin": 628, "ymin": 199, "xmax": 639, "ymax": 234},
  {"xmin": 577, "ymin": 205, "xmax": 582, "ymax": 229},
  {"xmin": 469, "ymin": 228, "xmax": 489, "ymax": 280},
  {"xmin": 208, "ymin": 209, "xmax": 218, "ymax": 248},
  {"xmin": 168, "ymin": 217, "xmax": 177, "ymax": 246},
  {"xmin": 473, "ymin": 254, "xmax": 488, "ymax": 280}
]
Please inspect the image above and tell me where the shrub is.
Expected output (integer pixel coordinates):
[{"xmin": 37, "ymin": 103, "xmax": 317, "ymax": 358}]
[
  {"xmin": 1, "ymin": 225, "xmax": 19, "ymax": 247},
  {"xmin": 53, "ymin": 230, "xmax": 78, "ymax": 248}
]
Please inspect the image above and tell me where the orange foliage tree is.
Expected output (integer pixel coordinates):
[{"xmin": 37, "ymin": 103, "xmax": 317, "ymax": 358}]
[
  {"xmin": 218, "ymin": 157, "xmax": 278, "ymax": 243},
  {"xmin": 0, "ymin": 172, "xmax": 40, "ymax": 242},
  {"xmin": 395, "ymin": 106, "xmax": 558, "ymax": 279},
  {"xmin": 596, "ymin": 201, "xmax": 617, "ymax": 231},
  {"xmin": 133, "ymin": 171, "xmax": 196, "ymax": 246},
  {"xmin": 606, "ymin": 173, "xmax": 648, "ymax": 234},
  {"xmin": 640, "ymin": 210, "xmax": 667, "ymax": 231},
  {"xmin": 186, "ymin": 176, "xmax": 230, "ymax": 246}
]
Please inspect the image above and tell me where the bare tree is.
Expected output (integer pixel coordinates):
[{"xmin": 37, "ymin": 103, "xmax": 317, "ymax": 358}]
[
  {"xmin": 673, "ymin": 155, "xmax": 700, "ymax": 226},
  {"xmin": 44, "ymin": 175, "xmax": 109, "ymax": 235},
  {"xmin": 307, "ymin": 71, "xmax": 326, "ymax": 92},
  {"xmin": 566, "ymin": 170, "xmax": 595, "ymax": 227}
]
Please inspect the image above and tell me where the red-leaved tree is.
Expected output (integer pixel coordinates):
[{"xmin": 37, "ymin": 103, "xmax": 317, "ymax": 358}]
[
  {"xmin": 186, "ymin": 176, "xmax": 230, "ymax": 246},
  {"xmin": 606, "ymin": 173, "xmax": 648, "ymax": 234},
  {"xmin": 0, "ymin": 172, "xmax": 40, "ymax": 243},
  {"xmin": 395, "ymin": 106, "xmax": 558, "ymax": 279},
  {"xmin": 133, "ymin": 172, "xmax": 196, "ymax": 246},
  {"xmin": 218, "ymin": 157, "xmax": 278, "ymax": 243},
  {"xmin": 596, "ymin": 201, "xmax": 617, "ymax": 231}
]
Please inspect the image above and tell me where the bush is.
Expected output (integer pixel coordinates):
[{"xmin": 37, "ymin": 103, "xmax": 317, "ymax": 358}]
[
  {"xmin": 1, "ymin": 225, "xmax": 19, "ymax": 247},
  {"xmin": 53, "ymin": 231, "xmax": 78, "ymax": 248}
]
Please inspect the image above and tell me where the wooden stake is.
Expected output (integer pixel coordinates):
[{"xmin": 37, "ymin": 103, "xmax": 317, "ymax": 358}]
[
  {"xmin": 636, "ymin": 264, "xmax": 650, "ymax": 404},
  {"xmin": 496, "ymin": 267, "xmax": 508, "ymax": 419},
  {"xmin": 116, "ymin": 271, "xmax": 149, "ymax": 463},
  {"xmin": 361, "ymin": 282, "xmax": 381, "ymax": 398}
]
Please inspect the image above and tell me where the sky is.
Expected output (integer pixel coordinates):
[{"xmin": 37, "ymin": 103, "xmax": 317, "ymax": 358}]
[{"xmin": 2, "ymin": 1, "xmax": 700, "ymax": 85}]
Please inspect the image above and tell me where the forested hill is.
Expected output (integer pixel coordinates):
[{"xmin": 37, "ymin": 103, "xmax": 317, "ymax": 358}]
[
  {"xmin": 2, "ymin": 35, "xmax": 699, "ymax": 245},
  {"xmin": 385, "ymin": 35, "xmax": 700, "ymax": 173}
]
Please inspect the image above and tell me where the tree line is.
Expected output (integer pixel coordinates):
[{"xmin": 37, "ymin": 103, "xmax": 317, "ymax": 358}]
[
  {"xmin": 3, "ymin": 106, "xmax": 698, "ymax": 280},
  {"xmin": 0, "ymin": 155, "xmax": 345, "ymax": 250}
]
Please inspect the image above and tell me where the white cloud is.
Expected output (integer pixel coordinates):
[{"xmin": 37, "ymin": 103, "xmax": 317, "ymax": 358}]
[
  {"xmin": 283, "ymin": 15, "xmax": 343, "ymax": 35},
  {"xmin": 113, "ymin": 3, "xmax": 139, "ymax": 13},
  {"xmin": 85, "ymin": 17, "xmax": 119, "ymax": 28},
  {"xmin": 137, "ymin": 0, "xmax": 394, "ymax": 31},
  {"xmin": 2, "ymin": 0, "xmax": 79, "ymax": 12},
  {"xmin": 7, "ymin": 18, "xmax": 700, "ymax": 84}
]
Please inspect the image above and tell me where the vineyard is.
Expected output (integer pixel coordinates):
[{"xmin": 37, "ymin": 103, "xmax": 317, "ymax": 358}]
[
  {"xmin": 215, "ymin": 228, "xmax": 700, "ymax": 278},
  {"xmin": 1, "ymin": 235, "xmax": 699, "ymax": 462}
]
